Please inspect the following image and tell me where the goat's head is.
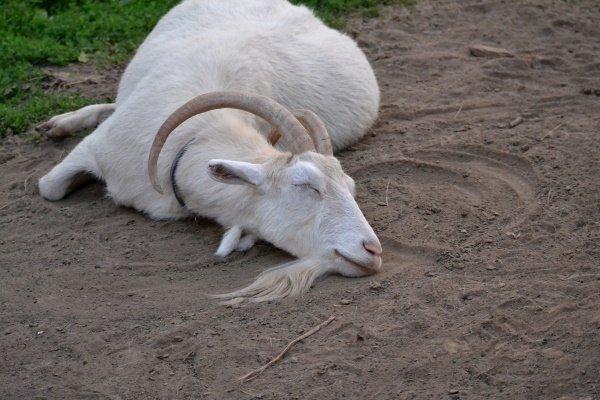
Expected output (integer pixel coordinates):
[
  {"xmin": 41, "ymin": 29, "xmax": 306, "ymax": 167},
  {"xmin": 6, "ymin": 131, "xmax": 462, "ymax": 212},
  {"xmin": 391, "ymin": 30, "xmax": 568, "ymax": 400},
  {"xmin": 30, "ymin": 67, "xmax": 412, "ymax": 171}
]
[
  {"xmin": 208, "ymin": 150, "xmax": 382, "ymax": 276},
  {"xmin": 147, "ymin": 91, "xmax": 382, "ymax": 302}
]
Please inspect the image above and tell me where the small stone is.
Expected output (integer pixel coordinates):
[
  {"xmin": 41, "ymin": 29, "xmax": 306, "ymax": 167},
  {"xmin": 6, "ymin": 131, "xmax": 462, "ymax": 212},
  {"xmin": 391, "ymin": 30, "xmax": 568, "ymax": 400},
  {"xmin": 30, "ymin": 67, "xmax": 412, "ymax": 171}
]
[
  {"xmin": 340, "ymin": 299, "xmax": 352, "ymax": 305},
  {"xmin": 368, "ymin": 281, "xmax": 383, "ymax": 291},
  {"xmin": 508, "ymin": 116, "xmax": 523, "ymax": 128},
  {"xmin": 37, "ymin": 331, "xmax": 44, "ymax": 335},
  {"xmin": 486, "ymin": 265, "xmax": 497, "ymax": 270},
  {"xmin": 448, "ymin": 389, "xmax": 460, "ymax": 394},
  {"xmin": 460, "ymin": 229, "xmax": 468, "ymax": 234},
  {"xmin": 469, "ymin": 44, "xmax": 514, "ymax": 58},
  {"xmin": 173, "ymin": 336, "xmax": 183, "ymax": 342},
  {"xmin": 156, "ymin": 353, "xmax": 170, "ymax": 360}
]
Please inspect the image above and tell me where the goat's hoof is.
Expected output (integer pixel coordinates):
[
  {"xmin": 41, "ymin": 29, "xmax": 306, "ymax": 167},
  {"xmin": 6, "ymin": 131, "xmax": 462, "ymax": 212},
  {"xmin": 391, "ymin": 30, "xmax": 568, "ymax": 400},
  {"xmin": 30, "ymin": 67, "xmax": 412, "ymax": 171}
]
[
  {"xmin": 36, "ymin": 112, "xmax": 77, "ymax": 138},
  {"xmin": 213, "ymin": 250, "xmax": 231, "ymax": 261}
]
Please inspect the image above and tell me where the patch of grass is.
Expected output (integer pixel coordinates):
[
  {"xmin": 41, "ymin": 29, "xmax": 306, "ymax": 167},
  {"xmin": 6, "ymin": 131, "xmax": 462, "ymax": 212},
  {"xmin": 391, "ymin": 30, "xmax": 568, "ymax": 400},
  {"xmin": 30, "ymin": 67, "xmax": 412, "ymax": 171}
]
[
  {"xmin": 1, "ymin": 0, "xmax": 180, "ymax": 136},
  {"xmin": 293, "ymin": 0, "xmax": 415, "ymax": 27},
  {"xmin": 1, "ymin": 0, "xmax": 412, "ymax": 136}
]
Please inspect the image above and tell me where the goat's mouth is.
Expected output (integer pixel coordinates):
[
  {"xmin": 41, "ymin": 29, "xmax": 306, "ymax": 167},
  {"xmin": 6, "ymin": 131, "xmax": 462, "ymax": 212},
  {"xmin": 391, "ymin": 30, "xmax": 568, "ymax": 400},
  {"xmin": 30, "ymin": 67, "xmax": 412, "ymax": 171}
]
[{"xmin": 334, "ymin": 249, "xmax": 379, "ymax": 276}]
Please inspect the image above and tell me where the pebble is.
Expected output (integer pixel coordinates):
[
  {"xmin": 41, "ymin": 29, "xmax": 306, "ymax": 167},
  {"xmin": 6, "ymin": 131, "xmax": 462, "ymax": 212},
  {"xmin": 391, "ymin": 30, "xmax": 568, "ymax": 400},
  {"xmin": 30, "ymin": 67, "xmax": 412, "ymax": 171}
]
[
  {"xmin": 581, "ymin": 87, "xmax": 600, "ymax": 96},
  {"xmin": 469, "ymin": 44, "xmax": 514, "ymax": 58},
  {"xmin": 340, "ymin": 299, "xmax": 352, "ymax": 305},
  {"xmin": 508, "ymin": 116, "xmax": 523, "ymax": 128},
  {"xmin": 368, "ymin": 281, "xmax": 383, "ymax": 291}
]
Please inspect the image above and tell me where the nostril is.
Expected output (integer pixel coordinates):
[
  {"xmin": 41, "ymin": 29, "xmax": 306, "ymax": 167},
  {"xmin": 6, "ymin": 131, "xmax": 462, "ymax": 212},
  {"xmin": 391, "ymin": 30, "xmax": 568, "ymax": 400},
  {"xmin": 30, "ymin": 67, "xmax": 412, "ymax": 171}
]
[{"xmin": 363, "ymin": 241, "xmax": 382, "ymax": 257}]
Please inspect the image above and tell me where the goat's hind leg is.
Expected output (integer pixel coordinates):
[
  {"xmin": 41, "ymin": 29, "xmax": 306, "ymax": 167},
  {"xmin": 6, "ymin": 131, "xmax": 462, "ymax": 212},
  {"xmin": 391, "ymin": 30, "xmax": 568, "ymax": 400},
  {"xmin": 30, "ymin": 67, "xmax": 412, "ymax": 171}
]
[
  {"xmin": 37, "ymin": 103, "xmax": 115, "ymax": 138},
  {"xmin": 39, "ymin": 136, "xmax": 99, "ymax": 201}
]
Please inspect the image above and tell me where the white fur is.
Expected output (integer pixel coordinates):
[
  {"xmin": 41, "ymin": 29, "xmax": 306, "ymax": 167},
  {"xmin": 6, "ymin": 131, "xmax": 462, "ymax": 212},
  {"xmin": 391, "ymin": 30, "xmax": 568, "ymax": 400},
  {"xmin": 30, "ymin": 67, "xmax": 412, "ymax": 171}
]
[{"xmin": 38, "ymin": 0, "xmax": 382, "ymax": 304}]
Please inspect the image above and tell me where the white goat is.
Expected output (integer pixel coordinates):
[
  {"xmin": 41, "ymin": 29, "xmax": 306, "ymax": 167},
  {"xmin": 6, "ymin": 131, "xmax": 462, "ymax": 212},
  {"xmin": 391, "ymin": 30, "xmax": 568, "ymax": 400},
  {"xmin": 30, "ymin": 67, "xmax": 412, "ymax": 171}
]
[{"xmin": 38, "ymin": 0, "xmax": 382, "ymax": 304}]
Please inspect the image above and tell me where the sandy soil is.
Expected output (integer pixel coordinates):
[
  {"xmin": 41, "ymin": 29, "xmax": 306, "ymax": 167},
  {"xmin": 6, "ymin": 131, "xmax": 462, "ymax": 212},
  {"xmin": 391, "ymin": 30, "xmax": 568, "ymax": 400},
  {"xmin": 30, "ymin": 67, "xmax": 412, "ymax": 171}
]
[{"xmin": 1, "ymin": 1, "xmax": 599, "ymax": 399}]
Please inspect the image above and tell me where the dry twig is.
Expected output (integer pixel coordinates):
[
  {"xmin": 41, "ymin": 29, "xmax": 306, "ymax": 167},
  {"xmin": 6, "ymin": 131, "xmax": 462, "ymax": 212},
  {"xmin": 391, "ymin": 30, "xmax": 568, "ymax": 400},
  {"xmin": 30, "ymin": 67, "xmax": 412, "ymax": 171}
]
[
  {"xmin": 542, "ymin": 123, "xmax": 562, "ymax": 140},
  {"xmin": 238, "ymin": 315, "xmax": 336, "ymax": 382},
  {"xmin": 453, "ymin": 102, "xmax": 464, "ymax": 120},
  {"xmin": 379, "ymin": 179, "xmax": 391, "ymax": 206}
]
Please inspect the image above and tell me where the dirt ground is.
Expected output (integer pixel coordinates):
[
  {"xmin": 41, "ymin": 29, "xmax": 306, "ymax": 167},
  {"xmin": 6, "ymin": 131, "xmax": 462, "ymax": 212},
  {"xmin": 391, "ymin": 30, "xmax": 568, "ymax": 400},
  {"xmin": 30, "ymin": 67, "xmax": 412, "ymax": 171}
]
[{"xmin": 1, "ymin": 1, "xmax": 599, "ymax": 399}]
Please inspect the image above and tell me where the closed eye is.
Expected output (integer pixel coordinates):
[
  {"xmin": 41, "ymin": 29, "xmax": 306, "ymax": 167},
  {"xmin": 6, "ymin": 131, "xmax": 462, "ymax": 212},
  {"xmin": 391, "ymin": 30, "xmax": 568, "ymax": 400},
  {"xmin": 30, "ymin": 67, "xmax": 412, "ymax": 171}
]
[{"xmin": 293, "ymin": 183, "xmax": 320, "ymax": 196}]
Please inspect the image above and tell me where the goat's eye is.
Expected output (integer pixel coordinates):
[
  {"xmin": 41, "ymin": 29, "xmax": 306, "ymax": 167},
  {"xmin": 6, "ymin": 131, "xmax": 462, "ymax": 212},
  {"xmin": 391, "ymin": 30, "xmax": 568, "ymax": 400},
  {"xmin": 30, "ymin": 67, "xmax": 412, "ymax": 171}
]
[{"xmin": 294, "ymin": 183, "xmax": 320, "ymax": 196}]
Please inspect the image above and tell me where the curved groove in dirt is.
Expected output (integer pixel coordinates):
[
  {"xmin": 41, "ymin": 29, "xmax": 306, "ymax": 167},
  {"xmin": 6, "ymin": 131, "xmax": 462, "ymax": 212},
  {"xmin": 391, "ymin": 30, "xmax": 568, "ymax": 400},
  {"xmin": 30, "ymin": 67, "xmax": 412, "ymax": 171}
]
[{"xmin": 354, "ymin": 146, "xmax": 539, "ymax": 237}]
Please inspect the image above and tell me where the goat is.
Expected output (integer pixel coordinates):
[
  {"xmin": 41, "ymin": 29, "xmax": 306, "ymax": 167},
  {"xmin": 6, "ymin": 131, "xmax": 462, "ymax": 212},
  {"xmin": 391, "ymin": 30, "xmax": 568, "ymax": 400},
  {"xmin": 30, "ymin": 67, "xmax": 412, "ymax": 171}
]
[{"xmin": 37, "ymin": 0, "xmax": 382, "ymax": 304}]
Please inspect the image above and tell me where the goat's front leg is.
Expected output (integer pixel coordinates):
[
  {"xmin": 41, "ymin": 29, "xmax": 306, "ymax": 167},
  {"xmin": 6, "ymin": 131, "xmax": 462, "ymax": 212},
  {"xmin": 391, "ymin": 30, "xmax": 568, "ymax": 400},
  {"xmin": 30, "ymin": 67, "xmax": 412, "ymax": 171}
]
[
  {"xmin": 215, "ymin": 226, "xmax": 257, "ymax": 258},
  {"xmin": 215, "ymin": 226, "xmax": 243, "ymax": 258}
]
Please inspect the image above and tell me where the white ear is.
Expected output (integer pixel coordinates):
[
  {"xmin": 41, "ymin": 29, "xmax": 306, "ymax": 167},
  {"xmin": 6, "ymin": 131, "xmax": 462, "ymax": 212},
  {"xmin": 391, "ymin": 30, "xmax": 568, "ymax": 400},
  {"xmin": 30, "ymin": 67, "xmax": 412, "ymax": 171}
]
[{"xmin": 208, "ymin": 159, "xmax": 265, "ymax": 187}]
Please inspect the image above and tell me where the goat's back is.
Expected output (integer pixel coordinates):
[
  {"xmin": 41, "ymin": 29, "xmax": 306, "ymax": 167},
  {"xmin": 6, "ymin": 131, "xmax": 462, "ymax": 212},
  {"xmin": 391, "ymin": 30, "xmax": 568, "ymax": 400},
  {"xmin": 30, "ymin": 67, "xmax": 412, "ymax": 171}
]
[{"xmin": 115, "ymin": 0, "xmax": 380, "ymax": 151}]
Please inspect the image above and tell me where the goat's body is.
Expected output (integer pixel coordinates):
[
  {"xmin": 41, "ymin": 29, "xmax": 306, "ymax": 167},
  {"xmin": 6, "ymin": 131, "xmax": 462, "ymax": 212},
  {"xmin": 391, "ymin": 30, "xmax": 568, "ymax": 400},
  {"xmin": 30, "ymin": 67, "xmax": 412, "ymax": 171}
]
[
  {"xmin": 39, "ymin": 0, "xmax": 381, "ymax": 302},
  {"xmin": 41, "ymin": 0, "xmax": 378, "ymax": 219}
]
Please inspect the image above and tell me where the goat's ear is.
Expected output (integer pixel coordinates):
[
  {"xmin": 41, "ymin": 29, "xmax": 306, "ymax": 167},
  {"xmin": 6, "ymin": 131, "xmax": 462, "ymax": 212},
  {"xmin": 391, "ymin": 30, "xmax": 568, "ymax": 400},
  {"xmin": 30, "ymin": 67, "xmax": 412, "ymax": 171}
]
[{"xmin": 208, "ymin": 159, "xmax": 265, "ymax": 187}]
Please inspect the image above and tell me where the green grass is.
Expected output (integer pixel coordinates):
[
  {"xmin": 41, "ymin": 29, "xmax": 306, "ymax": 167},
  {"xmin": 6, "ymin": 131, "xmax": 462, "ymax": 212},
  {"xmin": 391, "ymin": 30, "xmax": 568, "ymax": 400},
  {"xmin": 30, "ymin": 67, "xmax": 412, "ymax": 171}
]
[{"xmin": 1, "ymin": 0, "xmax": 412, "ymax": 136}]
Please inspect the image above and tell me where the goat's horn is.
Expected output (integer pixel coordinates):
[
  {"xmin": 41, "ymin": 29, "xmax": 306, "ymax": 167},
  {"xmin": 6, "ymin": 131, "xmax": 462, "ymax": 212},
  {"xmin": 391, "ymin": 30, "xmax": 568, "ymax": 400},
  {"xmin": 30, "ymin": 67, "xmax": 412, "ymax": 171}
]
[
  {"xmin": 148, "ymin": 91, "xmax": 314, "ymax": 193},
  {"xmin": 292, "ymin": 109, "xmax": 333, "ymax": 155}
]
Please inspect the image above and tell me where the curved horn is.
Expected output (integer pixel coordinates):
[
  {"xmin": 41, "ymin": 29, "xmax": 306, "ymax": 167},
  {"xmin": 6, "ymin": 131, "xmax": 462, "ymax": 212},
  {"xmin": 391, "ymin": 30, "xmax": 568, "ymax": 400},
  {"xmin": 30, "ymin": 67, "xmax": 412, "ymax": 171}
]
[
  {"xmin": 148, "ymin": 91, "xmax": 314, "ymax": 193},
  {"xmin": 267, "ymin": 110, "xmax": 333, "ymax": 156},
  {"xmin": 292, "ymin": 109, "xmax": 333, "ymax": 155}
]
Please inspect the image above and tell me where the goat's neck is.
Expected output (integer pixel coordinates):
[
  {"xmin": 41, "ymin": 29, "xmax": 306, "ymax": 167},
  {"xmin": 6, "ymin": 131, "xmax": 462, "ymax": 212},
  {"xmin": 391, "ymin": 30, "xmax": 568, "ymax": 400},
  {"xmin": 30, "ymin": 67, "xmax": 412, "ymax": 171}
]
[{"xmin": 173, "ymin": 114, "xmax": 283, "ymax": 229}]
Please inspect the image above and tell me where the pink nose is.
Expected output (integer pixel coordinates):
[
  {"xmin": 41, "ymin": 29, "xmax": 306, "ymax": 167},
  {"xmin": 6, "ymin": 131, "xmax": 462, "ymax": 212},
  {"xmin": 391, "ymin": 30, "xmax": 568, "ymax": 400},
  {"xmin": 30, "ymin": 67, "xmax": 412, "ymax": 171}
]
[
  {"xmin": 363, "ymin": 240, "xmax": 383, "ymax": 271},
  {"xmin": 363, "ymin": 240, "xmax": 382, "ymax": 257}
]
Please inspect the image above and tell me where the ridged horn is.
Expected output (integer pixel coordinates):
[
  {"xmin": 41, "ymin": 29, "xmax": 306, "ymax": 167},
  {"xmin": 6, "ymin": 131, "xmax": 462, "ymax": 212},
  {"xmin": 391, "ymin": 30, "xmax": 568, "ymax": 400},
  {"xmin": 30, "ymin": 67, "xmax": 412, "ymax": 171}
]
[{"xmin": 148, "ymin": 91, "xmax": 314, "ymax": 193}]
